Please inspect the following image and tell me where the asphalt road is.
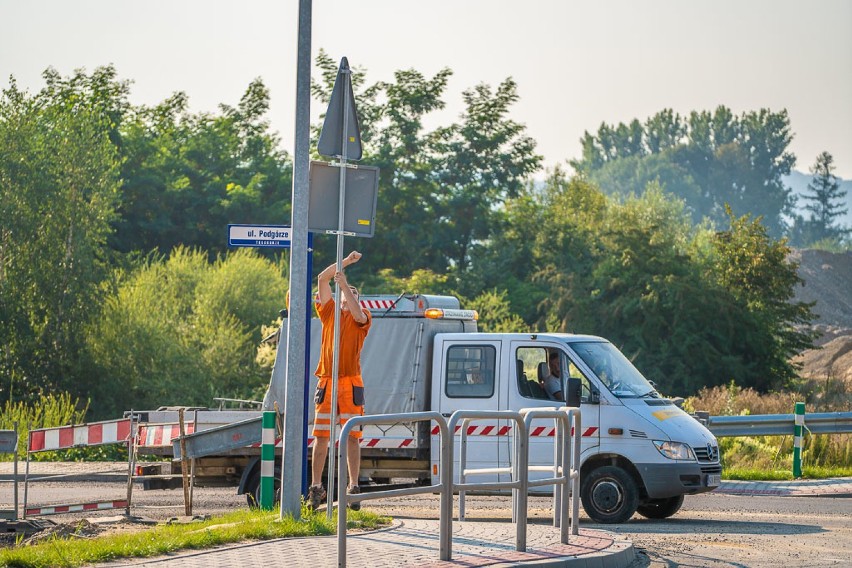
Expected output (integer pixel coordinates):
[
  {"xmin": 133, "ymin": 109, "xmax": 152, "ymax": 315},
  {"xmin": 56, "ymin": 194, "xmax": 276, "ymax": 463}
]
[{"xmin": 2, "ymin": 464, "xmax": 850, "ymax": 567}]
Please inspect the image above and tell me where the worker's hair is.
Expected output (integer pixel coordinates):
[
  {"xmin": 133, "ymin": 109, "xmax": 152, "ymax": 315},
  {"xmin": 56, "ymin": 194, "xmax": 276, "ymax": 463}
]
[{"xmin": 549, "ymin": 351, "xmax": 559, "ymax": 362}]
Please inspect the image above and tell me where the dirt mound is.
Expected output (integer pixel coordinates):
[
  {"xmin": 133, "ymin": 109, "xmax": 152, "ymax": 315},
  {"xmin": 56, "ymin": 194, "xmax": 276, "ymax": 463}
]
[
  {"xmin": 790, "ymin": 249, "xmax": 852, "ymax": 384},
  {"xmin": 790, "ymin": 249, "xmax": 852, "ymax": 330}
]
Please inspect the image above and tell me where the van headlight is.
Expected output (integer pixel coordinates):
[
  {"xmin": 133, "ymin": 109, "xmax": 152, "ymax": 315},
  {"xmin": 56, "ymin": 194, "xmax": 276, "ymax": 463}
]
[{"xmin": 653, "ymin": 440, "xmax": 695, "ymax": 460}]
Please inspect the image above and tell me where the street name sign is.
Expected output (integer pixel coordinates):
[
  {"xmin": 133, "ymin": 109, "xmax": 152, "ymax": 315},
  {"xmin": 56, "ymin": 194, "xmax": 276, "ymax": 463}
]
[{"xmin": 228, "ymin": 224, "xmax": 292, "ymax": 248}]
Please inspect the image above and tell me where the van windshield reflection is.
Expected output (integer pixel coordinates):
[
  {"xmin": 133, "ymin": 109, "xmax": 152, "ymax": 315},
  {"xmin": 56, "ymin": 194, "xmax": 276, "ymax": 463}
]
[{"xmin": 570, "ymin": 341, "xmax": 656, "ymax": 398}]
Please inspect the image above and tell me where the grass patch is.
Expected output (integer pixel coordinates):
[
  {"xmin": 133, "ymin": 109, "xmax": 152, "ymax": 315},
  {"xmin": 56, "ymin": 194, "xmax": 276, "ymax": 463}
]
[
  {"xmin": 0, "ymin": 507, "xmax": 391, "ymax": 568},
  {"xmin": 723, "ymin": 465, "xmax": 852, "ymax": 481}
]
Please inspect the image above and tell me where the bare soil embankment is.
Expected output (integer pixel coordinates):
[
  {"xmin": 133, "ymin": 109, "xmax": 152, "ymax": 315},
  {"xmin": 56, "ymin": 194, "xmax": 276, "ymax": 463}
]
[{"xmin": 789, "ymin": 249, "xmax": 852, "ymax": 384}]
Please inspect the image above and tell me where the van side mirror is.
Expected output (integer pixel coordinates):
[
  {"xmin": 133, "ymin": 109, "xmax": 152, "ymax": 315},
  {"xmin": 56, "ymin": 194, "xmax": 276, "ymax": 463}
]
[{"xmin": 566, "ymin": 378, "xmax": 582, "ymax": 408}]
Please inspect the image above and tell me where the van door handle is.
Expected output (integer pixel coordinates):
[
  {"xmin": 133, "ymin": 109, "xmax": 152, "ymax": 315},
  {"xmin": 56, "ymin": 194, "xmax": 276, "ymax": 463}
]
[{"xmin": 441, "ymin": 413, "xmax": 452, "ymax": 418}]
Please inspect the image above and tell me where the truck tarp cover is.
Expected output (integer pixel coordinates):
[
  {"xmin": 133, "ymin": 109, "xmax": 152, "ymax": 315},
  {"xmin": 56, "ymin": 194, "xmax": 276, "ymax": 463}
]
[{"xmin": 263, "ymin": 316, "xmax": 468, "ymax": 420}]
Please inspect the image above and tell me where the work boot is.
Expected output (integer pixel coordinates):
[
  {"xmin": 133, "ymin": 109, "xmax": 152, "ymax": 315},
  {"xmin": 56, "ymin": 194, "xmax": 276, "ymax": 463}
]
[
  {"xmin": 348, "ymin": 485, "xmax": 361, "ymax": 511},
  {"xmin": 307, "ymin": 484, "xmax": 326, "ymax": 511}
]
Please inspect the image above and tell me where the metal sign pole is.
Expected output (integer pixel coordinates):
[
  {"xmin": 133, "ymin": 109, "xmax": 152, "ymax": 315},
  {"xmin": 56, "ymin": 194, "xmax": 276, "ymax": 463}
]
[
  {"xmin": 280, "ymin": 0, "xmax": 312, "ymax": 520},
  {"xmin": 327, "ymin": 64, "xmax": 352, "ymax": 521}
]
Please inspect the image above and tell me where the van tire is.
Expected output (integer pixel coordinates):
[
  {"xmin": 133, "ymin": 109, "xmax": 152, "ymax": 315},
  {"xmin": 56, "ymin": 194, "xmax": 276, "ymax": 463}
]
[
  {"xmin": 580, "ymin": 465, "xmax": 639, "ymax": 524},
  {"xmin": 244, "ymin": 468, "xmax": 281, "ymax": 508},
  {"xmin": 637, "ymin": 495, "xmax": 684, "ymax": 519}
]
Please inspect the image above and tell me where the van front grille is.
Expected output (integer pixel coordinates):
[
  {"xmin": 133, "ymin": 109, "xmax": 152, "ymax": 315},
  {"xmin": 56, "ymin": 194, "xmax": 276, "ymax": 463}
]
[{"xmin": 694, "ymin": 445, "xmax": 720, "ymax": 463}]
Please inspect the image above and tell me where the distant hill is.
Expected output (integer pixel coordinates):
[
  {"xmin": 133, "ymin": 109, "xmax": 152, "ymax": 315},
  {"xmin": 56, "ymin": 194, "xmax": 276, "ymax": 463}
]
[{"xmin": 783, "ymin": 171, "xmax": 852, "ymax": 227}]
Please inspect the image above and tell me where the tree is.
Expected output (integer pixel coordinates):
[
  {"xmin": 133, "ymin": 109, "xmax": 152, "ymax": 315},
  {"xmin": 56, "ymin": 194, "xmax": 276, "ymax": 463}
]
[
  {"xmin": 85, "ymin": 247, "xmax": 288, "ymax": 418},
  {"xmin": 489, "ymin": 171, "xmax": 817, "ymax": 395},
  {"xmin": 708, "ymin": 207, "xmax": 816, "ymax": 390},
  {"xmin": 311, "ymin": 51, "xmax": 452, "ymax": 275},
  {"xmin": 115, "ymin": 78, "xmax": 293, "ymax": 255},
  {"xmin": 310, "ymin": 53, "xmax": 541, "ymax": 279},
  {"xmin": 432, "ymin": 79, "xmax": 542, "ymax": 274},
  {"xmin": 798, "ymin": 151, "xmax": 850, "ymax": 244},
  {"xmin": 0, "ymin": 68, "xmax": 123, "ymax": 404},
  {"xmin": 571, "ymin": 106, "xmax": 796, "ymax": 237}
]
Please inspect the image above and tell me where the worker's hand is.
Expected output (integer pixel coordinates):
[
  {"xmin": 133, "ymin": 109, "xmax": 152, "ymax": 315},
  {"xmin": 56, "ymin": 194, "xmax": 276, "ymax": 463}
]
[
  {"xmin": 334, "ymin": 271, "xmax": 349, "ymax": 286},
  {"xmin": 344, "ymin": 251, "xmax": 362, "ymax": 265}
]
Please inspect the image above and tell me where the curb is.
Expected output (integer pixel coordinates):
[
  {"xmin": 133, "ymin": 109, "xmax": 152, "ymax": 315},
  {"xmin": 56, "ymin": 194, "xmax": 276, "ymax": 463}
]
[{"xmin": 488, "ymin": 535, "xmax": 635, "ymax": 568}]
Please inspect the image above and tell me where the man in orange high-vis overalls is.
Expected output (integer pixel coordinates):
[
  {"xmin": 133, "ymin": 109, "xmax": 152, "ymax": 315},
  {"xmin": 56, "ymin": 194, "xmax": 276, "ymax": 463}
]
[{"xmin": 308, "ymin": 251, "xmax": 372, "ymax": 511}]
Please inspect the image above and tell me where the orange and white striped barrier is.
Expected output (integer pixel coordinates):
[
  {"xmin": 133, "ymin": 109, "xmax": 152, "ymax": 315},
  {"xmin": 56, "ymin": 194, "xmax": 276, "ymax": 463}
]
[
  {"xmin": 27, "ymin": 419, "xmax": 132, "ymax": 453},
  {"xmin": 25, "ymin": 499, "xmax": 129, "ymax": 517},
  {"xmin": 136, "ymin": 422, "xmax": 196, "ymax": 447},
  {"xmin": 24, "ymin": 418, "xmax": 137, "ymax": 519}
]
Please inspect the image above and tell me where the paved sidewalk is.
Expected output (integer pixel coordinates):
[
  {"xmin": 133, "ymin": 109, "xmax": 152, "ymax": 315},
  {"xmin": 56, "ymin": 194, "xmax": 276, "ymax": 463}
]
[
  {"xmin": 97, "ymin": 519, "xmax": 635, "ymax": 568},
  {"xmin": 716, "ymin": 476, "xmax": 852, "ymax": 497}
]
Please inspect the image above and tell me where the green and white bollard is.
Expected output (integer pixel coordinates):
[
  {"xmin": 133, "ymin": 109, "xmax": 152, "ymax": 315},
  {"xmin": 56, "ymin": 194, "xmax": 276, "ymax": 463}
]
[
  {"xmin": 260, "ymin": 411, "xmax": 276, "ymax": 510},
  {"xmin": 793, "ymin": 402, "xmax": 805, "ymax": 478}
]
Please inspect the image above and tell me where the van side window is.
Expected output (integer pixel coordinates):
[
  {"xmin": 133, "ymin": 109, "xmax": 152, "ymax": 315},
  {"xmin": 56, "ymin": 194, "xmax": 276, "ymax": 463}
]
[
  {"xmin": 567, "ymin": 359, "xmax": 593, "ymax": 403},
  {"xmin": 445, "ymin": 345, "xmax": 496, "ymax": 398},
  {"xmin": 515, "ymin": 346, "xmax": 555, "ymax": 400}
]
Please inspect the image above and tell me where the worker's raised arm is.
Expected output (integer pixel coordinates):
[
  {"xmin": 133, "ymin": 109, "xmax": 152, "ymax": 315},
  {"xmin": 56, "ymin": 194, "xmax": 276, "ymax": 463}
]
[
  {"xmin": 336, "ymin": 271, "xmax": 367, "ymax": 324},
  {"xmin": 317, "ymin": 251, "xmax": 362, "ymax": 305}
]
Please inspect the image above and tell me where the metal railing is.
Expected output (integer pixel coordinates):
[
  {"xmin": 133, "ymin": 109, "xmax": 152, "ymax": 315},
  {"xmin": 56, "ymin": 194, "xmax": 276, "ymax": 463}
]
[
  {"xmin": 336, "ymin": 407, "xmax": 582, "ymax": 567},
  {"xmin": 704, "ymin": 411, "xmax": 852, "ymax": 437},
  {"xmin": 338, "ymin": 412, "xmax": 451, "ymax": 567},
  {"xmin": 449, "ymin": 410, "xmax": 527, "ymax": 553},
  {"xmin": 518, "ymin": 407, "xmax": 582, "ymax": 542}
]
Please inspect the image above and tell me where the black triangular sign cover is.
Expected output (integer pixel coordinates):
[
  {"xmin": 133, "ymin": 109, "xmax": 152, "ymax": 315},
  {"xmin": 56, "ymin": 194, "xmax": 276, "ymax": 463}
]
[{"xmin": 317, "ymin": 57, "xmax": 363, "ymax": 160}]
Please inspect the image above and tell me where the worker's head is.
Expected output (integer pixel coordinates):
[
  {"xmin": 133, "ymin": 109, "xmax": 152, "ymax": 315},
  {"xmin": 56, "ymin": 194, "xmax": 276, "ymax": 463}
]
[
  {"xmin": 341, "ymin": 285, "xmax": 359, "ymax": 309},
  {"xmin": 548, "ymin": 351, "xmax": 560, "ymax": 375}
]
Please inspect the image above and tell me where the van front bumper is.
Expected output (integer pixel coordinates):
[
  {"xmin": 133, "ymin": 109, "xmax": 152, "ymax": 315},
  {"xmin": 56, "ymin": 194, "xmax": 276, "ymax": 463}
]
[{"xmin": 635, "ymin": 462, "xmax": 722, "ymax": 499}]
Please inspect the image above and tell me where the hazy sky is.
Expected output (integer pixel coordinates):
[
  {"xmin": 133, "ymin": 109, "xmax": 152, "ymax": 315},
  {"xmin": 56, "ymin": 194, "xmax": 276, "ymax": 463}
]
[{"xmin": 2, "ymin": 0, "xmax": 851, "ymax": 179}]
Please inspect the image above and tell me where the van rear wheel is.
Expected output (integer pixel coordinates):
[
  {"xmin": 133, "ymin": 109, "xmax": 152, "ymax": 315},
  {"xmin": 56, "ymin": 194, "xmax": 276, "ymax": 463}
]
[
  {"xmin": 637, "ymin": 495, "xmax": 684, "ymax": 519},
  {"xmin": 245, "ymin": 468, "xmax": 281, "ymax": 508},
  {"xmin": 580, "ymin": 465, "xmax": 639, "ymax": 524}
]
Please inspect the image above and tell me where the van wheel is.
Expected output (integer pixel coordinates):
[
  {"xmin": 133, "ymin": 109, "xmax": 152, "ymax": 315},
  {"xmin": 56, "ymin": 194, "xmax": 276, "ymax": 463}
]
[
  {"xmin": 580, "ymin": 465, "xmax": 639, "ymax": 524},
  {"xmin": 637, "ymin": 495, "xmax": 684, "ymax": 519},
  {"xmin": 245, "ymin": 469, "xmax": 281, "ymax": 508}
]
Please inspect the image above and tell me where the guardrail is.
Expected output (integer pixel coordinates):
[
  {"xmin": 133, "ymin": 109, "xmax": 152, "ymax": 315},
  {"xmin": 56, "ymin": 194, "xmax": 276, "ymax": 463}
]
[
  {"xmin": 698, "ymin": 408, "xmax": 852, "ymax": 478},
  {"xmin": 705, "ymin": 411, "xmax": 852, "ymax": 437}
]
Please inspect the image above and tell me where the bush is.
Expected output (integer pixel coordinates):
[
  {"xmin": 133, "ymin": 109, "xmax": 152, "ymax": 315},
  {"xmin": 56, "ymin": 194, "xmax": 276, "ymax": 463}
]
[{"xmin": 0, "ymin": 393, "xmax": 88, "ymax": 460}]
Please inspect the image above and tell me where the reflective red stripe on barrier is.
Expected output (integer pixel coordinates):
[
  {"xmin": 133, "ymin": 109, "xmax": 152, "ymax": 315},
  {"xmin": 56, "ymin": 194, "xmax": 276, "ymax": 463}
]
[
  {"xmin": 25, "ymin": 500, "xmax": 128, "ymax": 517},
  {"xmin": 136, "ymin": 423, "xmax": 195, "ymax": 447},
  {"xmin": 28, "ymin": 419, "xmax": 131, "ymax": 453},
  {"xmin": 429, "ymin": 424, "xmax": 598, "ymax": 437}
]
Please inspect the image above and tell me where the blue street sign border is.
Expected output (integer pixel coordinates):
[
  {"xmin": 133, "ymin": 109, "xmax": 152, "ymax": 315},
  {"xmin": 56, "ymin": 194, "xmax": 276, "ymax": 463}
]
[{"xmin": 228, "ymin": 224, "xmax": 292, "ymax": 248}]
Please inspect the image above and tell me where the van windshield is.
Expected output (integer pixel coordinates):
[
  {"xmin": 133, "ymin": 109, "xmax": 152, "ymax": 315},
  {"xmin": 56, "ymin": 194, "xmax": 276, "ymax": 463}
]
[{"xmin": 569, "ymin": 341, "xmax": 657, "ymax": 398}]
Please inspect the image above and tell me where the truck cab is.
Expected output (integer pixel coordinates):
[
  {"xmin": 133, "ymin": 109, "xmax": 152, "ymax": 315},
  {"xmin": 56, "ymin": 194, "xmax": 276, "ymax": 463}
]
[{"xmin": 430, "ymin": 332, "xmax": 721, "ymax": 523}]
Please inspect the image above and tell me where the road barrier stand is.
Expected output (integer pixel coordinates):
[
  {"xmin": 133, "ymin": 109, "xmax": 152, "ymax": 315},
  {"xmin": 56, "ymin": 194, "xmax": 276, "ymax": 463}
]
[
  {"xmin": 23, "ymin": 417, "xmax": 136, "ymax": 518},
  {"xmin": 793, "ymin": 402, "xmax": 805, "ymax": 478},
  {"xmin": 0, "ymin": 423, "xmax": 19, "ymax": 520}
]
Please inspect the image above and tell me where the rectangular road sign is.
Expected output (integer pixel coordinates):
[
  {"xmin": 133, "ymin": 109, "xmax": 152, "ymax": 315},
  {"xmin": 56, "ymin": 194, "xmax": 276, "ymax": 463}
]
[
  {"xmin": 308, "ymin": 161, "xmax": 378, "ymax": 237},
  {"xmin": 228, "ymin": 225, "xmax": 292, "ymax": 248}
]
